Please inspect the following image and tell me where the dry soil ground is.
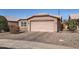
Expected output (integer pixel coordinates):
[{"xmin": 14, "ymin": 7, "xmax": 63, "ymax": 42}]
[
  {"xmin": 0, "ymin": 39, "xmax": 72, "ymax": 49},
  {"xmin": 0, "ymin": 31, "xmax": 79, "ymax": 48}
]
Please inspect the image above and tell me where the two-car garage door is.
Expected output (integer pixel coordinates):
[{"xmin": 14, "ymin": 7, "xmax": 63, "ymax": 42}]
[{"xmin": 30, "ymin": 21, "xmax": 57, "ymax": 32}]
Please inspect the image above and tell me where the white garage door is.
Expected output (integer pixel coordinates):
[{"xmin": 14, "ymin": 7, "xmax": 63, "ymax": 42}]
[{"xmin": 30, "ymin": 21, "xmax": 57, "ymax": 32}]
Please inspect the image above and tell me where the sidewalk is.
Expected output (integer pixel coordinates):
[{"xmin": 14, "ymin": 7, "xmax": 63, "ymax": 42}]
[{"xmin": 0, "ymin": 39, "xmax": 73, "ymax": 49}]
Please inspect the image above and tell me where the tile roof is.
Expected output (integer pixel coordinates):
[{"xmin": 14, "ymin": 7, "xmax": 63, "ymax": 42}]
[
  {"xmin": 25, "ymin": 13, "xmax": 61, "ymax": 20},
  {"xmin": 69, "ymin": 14, "xmax": 79, "ymax": 19},
  {"xmin": 33, "ymin": 13, "xmax": 61, "ymax": 18}
]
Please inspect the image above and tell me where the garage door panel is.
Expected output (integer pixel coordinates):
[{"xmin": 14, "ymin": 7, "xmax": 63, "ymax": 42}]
[{"xmin": 30, "ymin": 21, "xmax": 57, "ymax": 32}]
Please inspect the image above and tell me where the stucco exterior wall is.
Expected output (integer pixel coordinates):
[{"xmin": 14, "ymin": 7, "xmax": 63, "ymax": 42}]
[
  {"xmin": 18, "ymin": 20, "xmax": 27, "ymax": 31},
  {"xmin": 8, "ymin": 21, "xmax": 18, "ymax": 31}
]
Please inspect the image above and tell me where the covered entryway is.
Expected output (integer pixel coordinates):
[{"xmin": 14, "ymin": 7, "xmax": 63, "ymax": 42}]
[{"xmin": 30, "ymin": 20, "xmax": 57, "ymax": 32}]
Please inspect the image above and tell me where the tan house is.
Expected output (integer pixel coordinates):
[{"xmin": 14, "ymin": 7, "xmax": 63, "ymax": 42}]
[
  {"xmin": 69, "ymin": 14, "xmax": 79, "ymax": 30},
  {"xmin": 19, "ymin": 13, "xmax": 62, "ymax": 32},
  {"xmin": 4, "ymin": 14, "xmax": 62, "ymax": 32},
  {"xmin": 4, "ymin": 16, "xmax": 19, "ymax": 31}
]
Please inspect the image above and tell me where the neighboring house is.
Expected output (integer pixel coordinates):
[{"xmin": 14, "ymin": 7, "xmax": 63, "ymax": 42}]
[
  {"xmin": 18, "ymin": 19, "xmax": 27, "ymax": 31},
  {"xmin": 69, "ymin": 14, "xmax": 79, "ymax": 30},
  {"xmin": 26, "ymin": 13, "xmax": 62, "ymax": 32},
  {"xmin": 4, "ymin": 16, "xmax": 19, "ymax": 32},
  {"xmin": 4, "ymin": 16, "xmax": 19, "ymax": 27},
  {"xmin": 69, "ymin": 14, "xmax": 79, "ymax": 20},
  {"xmin": 62, "ymin": 22, "xmax": 68, "ymax": 31}
]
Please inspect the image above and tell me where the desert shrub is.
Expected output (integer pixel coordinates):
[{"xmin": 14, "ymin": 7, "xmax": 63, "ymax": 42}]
[
  {"xmin": 0, "ymin": 16, "xmax": 9, "ymax": 32},
  {"xmin": 68, "ymin": 20, "xmax": 77, "ymax": 32}
]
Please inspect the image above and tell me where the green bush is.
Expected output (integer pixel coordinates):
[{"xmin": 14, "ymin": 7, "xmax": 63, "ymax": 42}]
[
  {"xmin": 0, "ymin": 16, "xmax": 9, "ymax": 32},
  {"xmin": 68, "ymin": 20, "xmax": 77, "ymax": 32}
]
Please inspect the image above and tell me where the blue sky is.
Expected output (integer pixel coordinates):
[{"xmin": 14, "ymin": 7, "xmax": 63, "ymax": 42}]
[{"xmin": 0, "ymin": 9, "xmax": 79, "ymax": 20}]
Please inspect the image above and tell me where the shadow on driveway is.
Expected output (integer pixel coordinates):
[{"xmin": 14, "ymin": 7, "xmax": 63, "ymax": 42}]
[{"xmin": 0, "ymin": 47, "xmax": 12, "ymax": 49}]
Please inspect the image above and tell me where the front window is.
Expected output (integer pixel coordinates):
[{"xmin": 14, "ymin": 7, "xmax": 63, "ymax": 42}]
[
  {"xmin": 21, "ymin": 22, "xmax": 24, "ymax": 26},
  {"xmin": 24, "ymin": 22, "xmax": 27, "ymax": 26},
  {"xmin": 21, "ymin": 21, "xmax": 27, "ymax": 26}
]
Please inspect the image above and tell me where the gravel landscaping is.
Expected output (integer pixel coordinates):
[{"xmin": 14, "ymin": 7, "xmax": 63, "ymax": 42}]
[{"xmin": 0, "ymin": 31, "xmax": 79, "ymax": 48}]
